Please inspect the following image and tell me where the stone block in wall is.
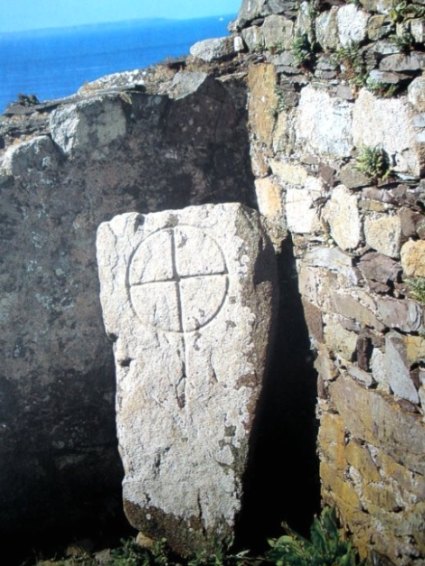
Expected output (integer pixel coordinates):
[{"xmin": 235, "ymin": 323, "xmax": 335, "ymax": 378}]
[
  {"xmin": 330, "ymin": 289, "xmax": 385, "ymax": 331},
  {"xmin": 345, "ymin": 439, "xmax": 381, "ymax": 483},
  {"xmin": 247, "ymin": 63, "xmax": 278, "ymax": 147},
  {"xmin": 323, "ymin": 185, "xmax": 361, "ymax": 251},
  {"xmin": 50, "ymin": 96, "xmax": 127, "ymax": 156},
  {"xmin": 364, "ymin": 214, "xmax": 402, "ymax": 258},
  {"xmin": 359, "ymin": 0, "xmax": 394, "ymax": 13},
  {"xmin": 323, "ymin": 315, "xmax": 358, "ymax": 362},
  {"xmin": 189, "ymin": 37, "xmax": 234, "ymax": 63},
  {"xmin": 295, "ymin": 1, "xmax": 313, "ymax": 43},
  {"xmin": 262, "ymin": 15, "xmax": 294, "ymax": 51},
  {"xmin": 337, "ymin": 4, "xmax": 369, "ymax": 47},
  {"xmin": 296, "ymin": 85, "xmax": 353, "ymax": 159},
  {"xmin": 339, "ymin": 163, "xmax": 370, "ymax": 189},
  {"xmin": 236, "ymin": 0, "xmax": 297, "ymax": 27},
  {"xmin": 370, "ymin": 347, "xmax": 391, "ymax": 392},
  {"xmin": 376, "ymin": 297, "xmax": 423, "ymax": 333},
  {"xmin": 408, "ymin": 76, "xmax": 425, "ymax": 113},
  {"xmin": 330, "ymin": 374, "xmax": 425, "ymax": 475},
  {"xmin": 0, "ymin": 135, "xmax": 59, "ymax": 177},
  {"xmin": 285, "ymin": 177, "xmax": 324, "ymax": 234},
  {"xmin": 315, "ymin": 7, "xmax": 339, "ymax": 51},
  {"xmin": 270, "ymin": 160, "xmax": 308, "ymax": 185},
  {"xmin": 367, "ymin": 15, "xmax": 391, "ymax": 40},
  {"xmin": 353, "ymin": 89, "xmax": 424, "ymax": 177},
  {"xmin": 380, "ymin": 52, "xmax": 425, "ymax": 73},
  {"xmin": 357, "ymin": 251, "xmax": 402, "ymax": 293},
  {"xmin": 255, "ymin": 176, "xmax": 286, "ymax": 246},
  {"xmin": 241, "ymin": 26, "xmax": 265, "ymax": 51},
  {"xmin": 303, "ymin": 246, "xmax": 359, "ymax": 285},
  {"xmin": 385, "ymin": 332, "xmax": 423, "ymax": 404},
  {"xmin": 410, "ymin": 18, "xmax": 425, "ymax": 44},
  {"xmin": 96, "ymin": 204, "xmax": 277, "ymax": 556},
  {"xmin": 318, "ymin": 412, "xmax": 347, "ymax": 473},
  {"xmin": 401, "ymin": 239, "xmax": 425, "ymax": 277},
  {"xmin": 302, "ymin": 299, "xmax": 324, "ymax": 343}
]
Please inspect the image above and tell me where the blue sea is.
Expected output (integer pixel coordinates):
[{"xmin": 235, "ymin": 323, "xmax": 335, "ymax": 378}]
[{"xmin": 0, "ymin": 15, "xmax": 235, "ymax": 113}]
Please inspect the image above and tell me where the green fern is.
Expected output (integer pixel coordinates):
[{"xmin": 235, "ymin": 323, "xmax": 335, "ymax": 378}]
[{"xmin": 267, "ymin": 507, "xmax": 365, "ymax": 566}]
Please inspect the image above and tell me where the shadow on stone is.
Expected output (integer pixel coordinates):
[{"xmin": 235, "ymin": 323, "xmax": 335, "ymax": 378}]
[{"xmin": 235, "ymin": 234, "xmax": 320, "ymax": 552}]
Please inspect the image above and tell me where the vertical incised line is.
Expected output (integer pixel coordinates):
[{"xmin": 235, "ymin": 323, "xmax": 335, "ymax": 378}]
[{"xmin": 170, "ymin": 229, "xmax": 187, "ymax": 408}]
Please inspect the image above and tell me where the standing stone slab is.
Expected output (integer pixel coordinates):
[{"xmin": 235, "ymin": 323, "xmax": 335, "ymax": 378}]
[{"xmin": 96, "ymin": 203, "xmax": 277, "ymax": 556}]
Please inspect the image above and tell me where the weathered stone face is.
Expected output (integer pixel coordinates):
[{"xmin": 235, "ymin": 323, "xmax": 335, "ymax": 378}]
[{"xmin": 96, "ymin": 204, "xmax": 277, "ymax": 556}]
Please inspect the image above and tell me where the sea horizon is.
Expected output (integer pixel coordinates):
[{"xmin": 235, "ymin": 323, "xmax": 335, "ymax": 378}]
[{"xmin": 0, "ymin": 14, "xmax": 236, "ymax": 112}]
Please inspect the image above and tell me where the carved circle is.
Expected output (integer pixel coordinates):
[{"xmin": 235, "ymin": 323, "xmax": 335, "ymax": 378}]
[{"xmin": 127, "ymin": 226, "xmax": 228, "ymax": 333}]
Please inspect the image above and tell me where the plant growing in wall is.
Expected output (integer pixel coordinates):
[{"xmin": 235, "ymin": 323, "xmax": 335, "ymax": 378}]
[
  {"xmin": 405, "ymin": 277, "xmax": 425, "ymax": 305},
  {"xmin": 292, "ymin": 33, "xmax": 316, "ymax": 67},
  {"xmin": 267, "ymin": 507, "xmax": 365, "ymax": 566},
  {"xmin": 355, "ymin": 146, "xmax": 392, "ymax": 181},
  {"xmin": 389, "ymin": 1, "xmax": 425, "ymax": 24},
  {"xmin": 365, "ymin": 79, "xmax": 399, "ymax": 98},
  {"xmin": 333, "ymin": 43, "xmax": 367, "ymax": 88}
]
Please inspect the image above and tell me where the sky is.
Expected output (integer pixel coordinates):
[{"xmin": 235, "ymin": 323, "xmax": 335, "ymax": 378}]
[{"xmin": 0, "ymin": 0, "xmax": 242, "ymax": 33}]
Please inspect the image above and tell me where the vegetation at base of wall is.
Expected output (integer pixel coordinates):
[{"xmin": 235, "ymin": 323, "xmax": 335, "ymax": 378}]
[
  {"xmin": 405, "ymin": 278, "xmax": 425, "ymax": 305},
  {"xmin": 33, "ymin": 508, "xmax": 365, "ymax": 566},
  {"xmin": 266, "ymin": 508, "xmax": 365, "ymax": 566},
  {"xmin": 355, "ymin": 146, "xmax": 392, "ymax": 181}
]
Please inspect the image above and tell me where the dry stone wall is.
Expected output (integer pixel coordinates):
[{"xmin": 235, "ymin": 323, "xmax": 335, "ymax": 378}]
[{"xmin": 230, "ymin": 1, "xmax": 425, "ymax": 564}]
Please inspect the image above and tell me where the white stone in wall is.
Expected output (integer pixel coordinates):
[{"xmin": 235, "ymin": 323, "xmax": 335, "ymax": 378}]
[
  {"xmin": 353, "ymin": 89, "xmax": 424, "ymax": 177},
  {"xmin": 285, "ymin": 177, "xmax": 324, "ymax": 234},
  {"xmin": 96, "ymin": 203, "xmax": 277, "ymax": 556},
  {"xmin": 408, "ymin": 76, "xmax": 425, "ymax": 113},
  {"xmin": 296, "ymin": 85, "xmax": 353, "ymax": 158},
  {"xmin": 364, "ymin": 214, "xmax": 402, "ymax": 258},
  {"xmin": 323, "ymin": 185, "xmax": 361, "ymax": 251},
  {"xmin": 385, "ymin": 333, "xmax": 420, "ymax": 404},
  {"xmin": 337, "ymin": 4, "xmax": 369, "ymax": 47},
  {"xmin": 316, "ymin": 7, "xmax": 339, "ymax": 51}
]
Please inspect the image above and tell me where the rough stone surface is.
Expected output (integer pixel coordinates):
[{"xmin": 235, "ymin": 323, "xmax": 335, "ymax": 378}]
[
  {"xmin": 323, "ymin": 185, "xmax": 361, "ymax": 250},
  {"xmin": 50, "ymin": 97, "xmax": 127, "ymax": 155},
  {"xmin": 385, "ymin": 332, "xmax": 422, "ymax": 404},
  {"xmin": 377, "ymin": 297, "xmax": 423, "ymax": 333},
  {"xmin": 247, "ymin": 63, "xmax": 277, "ymax": 146},
  {"xmin": 96, "ymin": 204, "xmax": 277, "ymax": 556},
  {"xmin": 296, "ymin": 85, "xmax": 353, "ymax": 158},
  {"xmin": 380, "ymin": 52, "xmax": 425, "ymax": 73},
  {"xmin": 408, "ymin": 76, "xmax": 425, "ymax": 113},
  {"xmin": 285, "ymin": 177, "xmax": 324, "ymax": 234},
  {"xmin": 364, "ymin": 214, "xmax": 402, "ymax": 258},
  {"xmin": 189, "ymin": 37, "xmax": 234, "ymax": 62},
  {"xmin": 358, "ymin": 252, "xmax": 401, "ymax": 292},
  {"xmin": 353, "ymin": 89, "xmax": 423, "ymax": 177},
  {"xmin": 337, "ymin": 5, "xmax": 369, "ymax": 47},
  {"xmin": 401, "ymin": 239, "xmax": 425, "ymax": 277},
  {"xmin": 262, "ymin": 15, "xmax": 294, "ymax": 50},
  {"xmin": 316, "ymin": 7, "xmax": 339, "ymax": 51},
  {"xmin": 329, "ymin": 374, "xmax": 425, "ymax": 476},
  {"xmin": 241, "ymin": 26, "xmax": 265, "ymax": 51}
]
